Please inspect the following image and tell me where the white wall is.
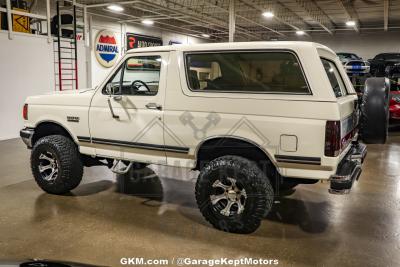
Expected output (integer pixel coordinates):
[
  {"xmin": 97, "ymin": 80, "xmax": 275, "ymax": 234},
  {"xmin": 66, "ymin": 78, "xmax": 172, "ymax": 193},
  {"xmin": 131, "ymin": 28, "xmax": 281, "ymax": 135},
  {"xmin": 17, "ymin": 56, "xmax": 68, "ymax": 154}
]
[
  {"xmin": 0, "ymin": 31, "xmax": 54, "ymax": 140},
  {"xmin": 291, "ymin": 32, "xmax": 400, "ymax": 60},
  {"xmin": 89, "ymin": 16, "xmax": 206, "ymax": 88}
]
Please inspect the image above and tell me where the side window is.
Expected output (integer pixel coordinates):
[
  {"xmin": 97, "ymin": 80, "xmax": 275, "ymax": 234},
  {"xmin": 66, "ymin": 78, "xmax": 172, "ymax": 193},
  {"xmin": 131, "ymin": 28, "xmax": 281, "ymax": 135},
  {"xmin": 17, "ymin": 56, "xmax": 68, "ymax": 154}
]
[
  {"xmin": 104, "ymin": 55, "xmax": 161, "ymax": 96},
  {"xmin": 185, "ymin": 52, "xmax": 309, "ymax": 94},
  {"xmin": 321, "ymin": 58, "xmax": 348, "ymax": 98}
]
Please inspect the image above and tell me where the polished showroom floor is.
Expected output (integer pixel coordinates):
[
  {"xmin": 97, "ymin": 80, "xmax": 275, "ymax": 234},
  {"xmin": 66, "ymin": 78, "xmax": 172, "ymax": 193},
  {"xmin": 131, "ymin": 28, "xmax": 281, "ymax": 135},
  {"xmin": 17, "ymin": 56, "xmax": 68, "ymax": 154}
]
[{"xmin": 0, "ymin": 132, "xmax": 400, "ymax": 267}]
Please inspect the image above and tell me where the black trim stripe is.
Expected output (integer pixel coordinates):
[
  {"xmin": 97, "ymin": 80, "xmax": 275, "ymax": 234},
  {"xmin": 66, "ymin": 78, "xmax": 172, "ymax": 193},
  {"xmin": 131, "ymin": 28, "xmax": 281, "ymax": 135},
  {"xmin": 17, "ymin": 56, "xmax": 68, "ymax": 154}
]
[
  {"xmin": 77, "ymin": 136, "xmax": 189, "ymax": 154},
  {"xmin": 275, "ymin": 155, "xmax": 321, "ymax": 165},
  {"xmin": 77, "ymin": 136, "xmax": 91, "ymax": 142}
]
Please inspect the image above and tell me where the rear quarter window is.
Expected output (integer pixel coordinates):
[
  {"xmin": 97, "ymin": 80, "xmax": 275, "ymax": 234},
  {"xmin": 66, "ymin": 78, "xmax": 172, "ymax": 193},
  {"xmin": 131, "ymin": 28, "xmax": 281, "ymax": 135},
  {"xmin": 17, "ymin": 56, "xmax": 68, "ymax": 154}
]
[
  {"xmin": 185, "ymin": 51, "xmax": 310, "ymax": 94},
  {"xmin": 321, "ymin": 58, "xmax": 348, "ymax": 98}
]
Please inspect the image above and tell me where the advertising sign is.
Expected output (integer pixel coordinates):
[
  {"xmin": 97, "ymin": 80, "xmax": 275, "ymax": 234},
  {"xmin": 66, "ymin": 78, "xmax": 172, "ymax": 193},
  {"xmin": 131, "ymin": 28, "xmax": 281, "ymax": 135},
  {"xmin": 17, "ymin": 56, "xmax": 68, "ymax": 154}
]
[
  {"xmin": 95, "ymin": 30, "xmax": 119, "ymax": 68},
  {"xmin": 126, "ymin": 33, "xmax": 163, "ymax": 50}
]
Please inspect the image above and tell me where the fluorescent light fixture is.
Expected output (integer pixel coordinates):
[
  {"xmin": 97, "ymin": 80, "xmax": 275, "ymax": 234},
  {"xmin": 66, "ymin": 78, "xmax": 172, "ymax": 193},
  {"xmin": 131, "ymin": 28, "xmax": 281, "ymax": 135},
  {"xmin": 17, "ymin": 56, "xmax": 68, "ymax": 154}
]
[
  {"xmin": 262, "ymin": 11, "xmax": 274, "ymax": 18},
  {"xmin": 346, "ymin": 20, "xmax": 356, "ymax": 26},
  {"xmin": 141, "ymin": 19, "xmax": 154, "ymax": 25},
  {"xmin": 107, "ymin": 5, "xmax": 124, "ymax": 12},
  {"xmin": 296, "ymin": 30, "xmax": 305, "ymax": 36},
  {"xmin": 201, "ymin": 33, "xmax": 210, "ymax": 38}
]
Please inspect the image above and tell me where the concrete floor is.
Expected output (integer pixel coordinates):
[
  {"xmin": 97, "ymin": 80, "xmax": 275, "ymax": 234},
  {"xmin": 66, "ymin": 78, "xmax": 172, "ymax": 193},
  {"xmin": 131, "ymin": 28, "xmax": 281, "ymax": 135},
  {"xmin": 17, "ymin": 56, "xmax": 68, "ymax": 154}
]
[{"xmin": 0, "ymin": 134, "xmax": 400, "ymax": 267}]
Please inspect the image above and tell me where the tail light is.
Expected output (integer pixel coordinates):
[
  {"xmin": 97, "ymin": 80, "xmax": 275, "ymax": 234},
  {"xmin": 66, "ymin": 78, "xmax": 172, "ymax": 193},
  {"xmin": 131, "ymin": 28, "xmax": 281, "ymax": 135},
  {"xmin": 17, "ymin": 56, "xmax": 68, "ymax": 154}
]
[
  {"xmin": 325, "ymin": 121, "xmax": 341, "ymax": 157},
  {"xmin": 23, "ymin": 104, "xmax": 28, "ymax": 120}
]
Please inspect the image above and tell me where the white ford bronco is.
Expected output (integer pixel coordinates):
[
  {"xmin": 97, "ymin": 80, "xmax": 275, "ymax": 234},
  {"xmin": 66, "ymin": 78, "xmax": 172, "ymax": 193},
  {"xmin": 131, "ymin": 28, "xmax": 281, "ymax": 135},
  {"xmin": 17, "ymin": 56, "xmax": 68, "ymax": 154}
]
[{"xmin": 20, "ymin": 41, "xmax": 389, "ymax": 234}]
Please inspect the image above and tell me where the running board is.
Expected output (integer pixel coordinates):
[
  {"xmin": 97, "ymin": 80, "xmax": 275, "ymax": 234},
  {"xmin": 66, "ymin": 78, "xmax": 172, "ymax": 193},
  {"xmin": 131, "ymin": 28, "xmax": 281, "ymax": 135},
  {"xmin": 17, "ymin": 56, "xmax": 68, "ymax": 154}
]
[{"xmin": 111, "ymin": 160, "xmax": 132, "ymax": 174}]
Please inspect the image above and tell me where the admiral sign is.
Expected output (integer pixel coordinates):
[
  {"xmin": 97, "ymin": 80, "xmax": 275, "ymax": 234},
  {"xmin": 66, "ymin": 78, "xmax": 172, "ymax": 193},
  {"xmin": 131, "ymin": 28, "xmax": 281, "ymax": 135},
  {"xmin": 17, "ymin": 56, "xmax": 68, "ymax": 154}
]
[
  {"xmin": 95, "ymin": 30, "xmax": 119, "ymax": 68},
  {"xmin": 126, "ymin": 33, "xmax": 163, "ymax": 50}
]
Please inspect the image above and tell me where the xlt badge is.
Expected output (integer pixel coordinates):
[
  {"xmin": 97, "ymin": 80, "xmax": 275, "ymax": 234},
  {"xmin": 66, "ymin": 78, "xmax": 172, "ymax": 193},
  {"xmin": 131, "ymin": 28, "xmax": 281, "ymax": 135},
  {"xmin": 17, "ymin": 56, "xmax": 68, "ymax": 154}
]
[{"xmin": 67, "ymin": 116, "xmax": 80, "ymax": 122}]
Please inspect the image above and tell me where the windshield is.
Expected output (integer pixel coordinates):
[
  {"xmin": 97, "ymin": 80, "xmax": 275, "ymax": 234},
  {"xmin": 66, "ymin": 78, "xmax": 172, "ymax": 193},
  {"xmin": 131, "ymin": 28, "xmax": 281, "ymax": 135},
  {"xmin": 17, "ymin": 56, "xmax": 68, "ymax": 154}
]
[
  {"xmin": 337, "ymin": 53, "xmax": 359, "ymax": 60},
  {"xmin": 385, "ymin": 54, "xmax": 400, "ymax": 60},
  {"xmin": 375, "ymin": 53, "xmax": 400, "ymax": 60}
]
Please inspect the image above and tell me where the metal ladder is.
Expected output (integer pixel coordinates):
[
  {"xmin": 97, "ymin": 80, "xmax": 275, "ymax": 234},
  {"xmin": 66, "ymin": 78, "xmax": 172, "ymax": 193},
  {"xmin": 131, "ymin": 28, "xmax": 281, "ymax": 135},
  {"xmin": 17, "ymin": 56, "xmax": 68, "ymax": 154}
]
[{"xmin": 53, "ymin": 0, "xmax": 78, "ymax": 91}]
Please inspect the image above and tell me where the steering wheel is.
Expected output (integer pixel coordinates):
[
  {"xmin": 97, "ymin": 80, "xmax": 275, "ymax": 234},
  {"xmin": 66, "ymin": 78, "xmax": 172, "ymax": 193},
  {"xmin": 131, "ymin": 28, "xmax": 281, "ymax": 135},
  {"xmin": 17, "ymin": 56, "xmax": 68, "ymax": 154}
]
[{"xmin": 131, "ymin": 80, "xmax": 150, "ymax": 92}]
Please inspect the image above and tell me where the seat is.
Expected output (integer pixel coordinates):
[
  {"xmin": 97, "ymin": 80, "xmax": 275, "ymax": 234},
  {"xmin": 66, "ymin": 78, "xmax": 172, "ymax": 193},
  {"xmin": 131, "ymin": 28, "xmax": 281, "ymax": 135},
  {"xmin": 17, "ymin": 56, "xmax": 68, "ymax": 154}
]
[{"xmin": 189, "ymin": 70, "xmax": 200, "ymax": 90}]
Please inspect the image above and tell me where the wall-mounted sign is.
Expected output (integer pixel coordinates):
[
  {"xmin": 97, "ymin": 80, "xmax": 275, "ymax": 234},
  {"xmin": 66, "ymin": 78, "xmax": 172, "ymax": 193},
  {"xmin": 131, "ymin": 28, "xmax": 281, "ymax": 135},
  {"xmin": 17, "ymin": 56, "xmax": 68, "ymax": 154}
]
[
  {"xmin": 95, "ymin": 30, "xmax": 119, "ymax": 68},
  {"xmin": 126, "ymin": 33, "xmax": 163, "ymax": 50},
  {"xmin": 12, "ymin": 8, "xmax": 30, "ymax": 33}
]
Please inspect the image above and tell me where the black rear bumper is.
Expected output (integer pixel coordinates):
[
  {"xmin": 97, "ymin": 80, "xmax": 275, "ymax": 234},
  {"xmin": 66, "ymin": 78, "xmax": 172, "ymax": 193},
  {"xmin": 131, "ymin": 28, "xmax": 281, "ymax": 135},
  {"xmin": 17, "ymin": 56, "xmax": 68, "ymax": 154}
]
[{"xmin": 329, "ymin": 142, "xmax": 367, "ymax": 194}]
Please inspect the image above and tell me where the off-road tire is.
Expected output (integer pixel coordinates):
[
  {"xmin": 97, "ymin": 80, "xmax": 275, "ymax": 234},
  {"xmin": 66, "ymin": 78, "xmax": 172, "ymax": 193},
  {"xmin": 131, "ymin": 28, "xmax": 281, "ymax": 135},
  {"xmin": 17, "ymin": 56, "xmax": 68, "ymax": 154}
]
[
  {"xmin": 31, "ymin": 135, "xmax": 83, "ymax": 194},
  {"xmin": 195, "ymin": 155, "xmax": 274, "ymax": 234}
]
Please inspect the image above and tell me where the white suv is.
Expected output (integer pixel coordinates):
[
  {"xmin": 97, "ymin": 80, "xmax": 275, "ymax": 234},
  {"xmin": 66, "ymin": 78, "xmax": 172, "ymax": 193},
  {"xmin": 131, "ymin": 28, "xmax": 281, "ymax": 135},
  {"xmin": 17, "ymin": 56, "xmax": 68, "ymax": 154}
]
[{"xmin": 20, "ymin": 41, "xmax": 388, "ymax": 233}]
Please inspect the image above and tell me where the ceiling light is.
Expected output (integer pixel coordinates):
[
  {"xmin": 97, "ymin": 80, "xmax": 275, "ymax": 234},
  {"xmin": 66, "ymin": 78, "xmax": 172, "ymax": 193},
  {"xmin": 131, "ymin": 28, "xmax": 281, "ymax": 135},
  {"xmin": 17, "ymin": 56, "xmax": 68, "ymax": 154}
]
[
  {"xmin": 201, "ymin": 33, "xmax": 210, "ymax": 38},
  {"xmin": 107, "ymin": 5, "xmax": 124, "ymax": 12},
  {"xmin": 346, "ymin": 20, "xmax": 356, "ymax": 26},
  {"xmin": 262, "ymin": 11, "xmax": 274, "ymax": 18},
  {"xmin": 142, "ymin": 19, "xmax": 154, "ymax": 25},
  {"xmin": 296, "ymin": 30, "xmax": 305, "ymax": 36}
]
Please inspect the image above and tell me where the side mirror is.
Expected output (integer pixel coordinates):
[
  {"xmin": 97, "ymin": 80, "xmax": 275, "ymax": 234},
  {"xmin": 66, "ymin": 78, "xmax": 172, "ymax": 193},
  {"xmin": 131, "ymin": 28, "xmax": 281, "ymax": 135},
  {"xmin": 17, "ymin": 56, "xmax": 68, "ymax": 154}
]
[{"xmin": 105, "ymin": 83, "xmax": 114, "ymax": 96}]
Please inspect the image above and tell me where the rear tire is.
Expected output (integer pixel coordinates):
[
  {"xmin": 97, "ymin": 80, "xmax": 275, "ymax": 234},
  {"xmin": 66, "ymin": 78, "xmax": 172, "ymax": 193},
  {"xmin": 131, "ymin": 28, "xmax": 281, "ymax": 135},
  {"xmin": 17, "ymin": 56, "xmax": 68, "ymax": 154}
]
[
  {"xmin": 195, "ymin": 155, "xmax": 274, "ymax": 234},
  {"xmin": 31, "ymin": 135, "xmax": 83, "ymax": 194},
  {"xmin": 360, "ymin": 77, "xmax": 390, "ymax": 144}
]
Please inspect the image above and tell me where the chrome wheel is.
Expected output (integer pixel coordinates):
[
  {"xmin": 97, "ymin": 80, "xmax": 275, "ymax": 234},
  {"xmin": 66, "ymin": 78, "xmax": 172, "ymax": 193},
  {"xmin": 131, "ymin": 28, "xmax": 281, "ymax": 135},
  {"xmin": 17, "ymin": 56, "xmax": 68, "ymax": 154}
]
[
  {"xmin": 210, "ymin": 177, "xmax": 247, "ymax": 217},
  {"xmin": 38, "ymin": 151, "xmax": 58, "ymax": 182}
]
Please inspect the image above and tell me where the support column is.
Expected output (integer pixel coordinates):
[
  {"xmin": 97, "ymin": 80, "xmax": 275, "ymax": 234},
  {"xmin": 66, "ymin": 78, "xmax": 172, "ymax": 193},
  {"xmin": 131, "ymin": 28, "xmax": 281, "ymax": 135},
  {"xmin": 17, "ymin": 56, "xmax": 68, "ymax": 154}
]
[
  {"xmin": 6, "ymin": 0, "xmax": 12, "ymax": 40},
  {"xmin": 228, "ymin": 0, "xmax": 235, "ymax": 42},
  {"xmin": 46, "ymin": 0, "xmax": 51, "ymax": 43},
  {"xmin": 85, "ymin": 15, "xmax": 93, "ymax": 88},
  {"xmin": 83, "ymin": 6, "xmax": 89, "ymax": 47}
]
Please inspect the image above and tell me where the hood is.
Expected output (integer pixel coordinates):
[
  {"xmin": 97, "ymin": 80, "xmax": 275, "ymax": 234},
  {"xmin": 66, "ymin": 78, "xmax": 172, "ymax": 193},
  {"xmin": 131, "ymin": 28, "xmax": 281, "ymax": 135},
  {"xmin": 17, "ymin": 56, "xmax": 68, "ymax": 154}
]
[
  {"xmin": 26, "ymin": 88, "xmax": 96, "ymax": 106},
  {"xmin": 53, "ymin": 88, "xmax": 96, "ymax": 94}
]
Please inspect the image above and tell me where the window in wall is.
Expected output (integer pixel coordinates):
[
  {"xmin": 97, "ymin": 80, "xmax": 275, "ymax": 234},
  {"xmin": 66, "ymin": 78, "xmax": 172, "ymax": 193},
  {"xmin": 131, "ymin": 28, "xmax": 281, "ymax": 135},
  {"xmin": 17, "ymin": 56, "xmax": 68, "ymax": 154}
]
[
  {"xmin": 185, "ymin": 52, "xmax": 309, "ymax": 94},
  {"xmin": 321, "ymin": 58, "xmax": 348, "ymax": 98}
]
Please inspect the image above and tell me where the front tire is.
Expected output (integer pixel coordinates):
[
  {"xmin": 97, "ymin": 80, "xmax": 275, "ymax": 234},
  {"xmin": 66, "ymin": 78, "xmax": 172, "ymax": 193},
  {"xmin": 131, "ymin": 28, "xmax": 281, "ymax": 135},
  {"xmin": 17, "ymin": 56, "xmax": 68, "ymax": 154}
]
[
  {"xmin": 31, "ymin": 135, "xmax": 83, "ymax": 194},
  {"xmin": 195, "ymin": 156, "xmax": 274, "ymax": 234}
]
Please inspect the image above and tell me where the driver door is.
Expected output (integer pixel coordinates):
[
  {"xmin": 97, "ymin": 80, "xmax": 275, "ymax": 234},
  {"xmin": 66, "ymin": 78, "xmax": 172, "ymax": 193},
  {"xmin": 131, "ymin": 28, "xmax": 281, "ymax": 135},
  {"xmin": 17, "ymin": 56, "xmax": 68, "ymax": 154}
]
[{"xmin": 88, "ymin": 52, "xmax": 169, "ymax": 164}]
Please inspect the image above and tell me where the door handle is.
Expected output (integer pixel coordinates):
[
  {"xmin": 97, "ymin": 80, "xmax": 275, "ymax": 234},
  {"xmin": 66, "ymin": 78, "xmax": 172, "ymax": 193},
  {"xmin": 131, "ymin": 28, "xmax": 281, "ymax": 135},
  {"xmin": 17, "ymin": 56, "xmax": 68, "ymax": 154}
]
[{"xmin": 145, "ymin": 103, "xmax": 162, "ymax": 110}]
